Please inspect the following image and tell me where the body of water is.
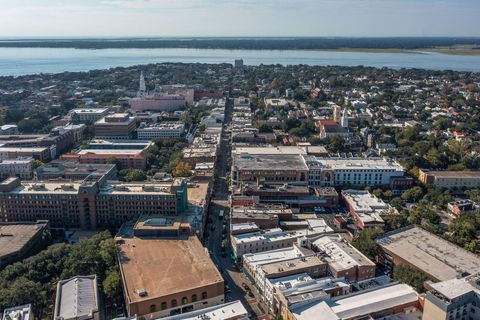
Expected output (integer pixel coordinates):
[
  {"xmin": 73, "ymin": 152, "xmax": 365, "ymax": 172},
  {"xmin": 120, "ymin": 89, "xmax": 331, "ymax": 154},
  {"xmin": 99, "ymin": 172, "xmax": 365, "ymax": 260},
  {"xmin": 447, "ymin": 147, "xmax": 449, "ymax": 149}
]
[{"xmin": 0, "ymin": 47, "xmax": 480, "ymax": 76}]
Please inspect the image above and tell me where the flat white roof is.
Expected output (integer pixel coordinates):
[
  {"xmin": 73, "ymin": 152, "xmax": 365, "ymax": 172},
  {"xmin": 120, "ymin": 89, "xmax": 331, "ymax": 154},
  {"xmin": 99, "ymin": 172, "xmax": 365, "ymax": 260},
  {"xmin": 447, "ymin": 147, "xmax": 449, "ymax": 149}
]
[
  {"xmin": 307, "ymin": 156, "xmax": 404, "ymax": 171},
  {"xmin": 292, "ymin": 283, "xmax": 418, "ymax": 320},
  {"xmin": 71, "ymin": 108, "xmax": 108, "ymax": 114},
  {"xmin": 162, "ymin": 300, "xmax": 247, "ymax": 320},
  {"xmin": 330, "ymin": 284, "xmax": 418, "ymax": 319},
  {"xmin": 78, "ymin": 149, "xmax": 143, "ymax": 155},
  {"xmin": 244, "ymin": 246, "xmax": 304, "ymax": 268},
  {"xmin": 376, "ymin": 226, "xmax": 480, "ymax": 281},
  {"xmin": 427, "ymin": 277, "xmax": 479, "ymax": 300},
  {"xmin": 342, "ymin": 189, "xmax": 397, "ymax": 224},
  {"xmin": 312, "ymin": 234, "xmax": 375, "ymax": 271}
]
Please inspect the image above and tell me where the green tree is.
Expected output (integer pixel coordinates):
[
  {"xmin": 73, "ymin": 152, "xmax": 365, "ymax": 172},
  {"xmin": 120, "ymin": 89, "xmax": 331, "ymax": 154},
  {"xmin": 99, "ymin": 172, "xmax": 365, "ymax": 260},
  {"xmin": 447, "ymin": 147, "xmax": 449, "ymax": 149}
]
[
  {"xmin": 393, "ymin": 264, "xmax": 428, "ymax": 291},
  {"xmin": 119, "ymin": 169, "xmax": 147, "ymax": 182},
  {"xmin": 103, "ymin": 270, "xmax": 121, "ymax": 301},
  {"xmin": 352, "ymin": 228, "xmax": 383, "ymax": 260},
  {"xmin": 401, "ymin": 187, "xmax": 423, "ymax": 202}
]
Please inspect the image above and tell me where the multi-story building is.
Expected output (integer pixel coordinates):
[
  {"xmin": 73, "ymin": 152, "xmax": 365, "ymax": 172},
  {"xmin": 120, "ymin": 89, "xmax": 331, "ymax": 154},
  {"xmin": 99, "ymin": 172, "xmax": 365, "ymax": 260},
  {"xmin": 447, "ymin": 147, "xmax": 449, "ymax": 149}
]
[
  {"xmin": 61, "ymin": 149, "xmax": 147, "ymax": 170},
  {"xmin": 2, "ymin": 304, "xmax": 33, "ymax": 320},
  {"xmin": 162, "ymin": 301, "xmax": 248, "ymax": 320},
  {"xmin": 290, "ymin": 283, "xmax": 420, "ymax": 320},
  {"xmin": 341, "ymin": 189, "xmax": 399, "ymax": 230},
  {"xmin": 231, "ymin": 227, "xmax": 326, "ymax": 259},
  {"xmin": 306, "ymin": 156, "xmax": 404, "ymax": 187},
  {"xmin": 232, "ymin": 152, "xmax": 404, "ymax": 188},
  {"xmin": 232, "ymin": 153, "xmax": 309, "ymax": 187},
  {"xmin": 0, "ymin": 147, "xmax": 52, "ymax": 162},
  {"xmin": 0, "ymin": 158, "xmax": 34, "ymax": 180},
  {"xmin": 117, "ymin": 221, "xmax": 224, "ymax": 318},
  {"xmin": 311, "ymin": 234, "xmax": 376, "ymax": 282},
  {"xmin": 267, "ymin": 274, "xmax": 351, "ymax": 317},
  {"xmin": 130, "ymin": 94, "xmax": 186, "ymax": 113},
  {"xmin": 317, "ymin": 120, "xmax": 349, "ymax": 139},
  {"xmin": 447, "ymin": 199, "xmax": 477, "ymax": 216},
  {"xmin": 423, "ymin": 275, "xmax": 480, "ymax": 320},
  {"xmin": 243, "ymin": 243, "xmax": 314, "ymax": 285},
  {"xmin": 0, "ymin": 125, "xmax": 80, "ymax": 157},
  {"xmin": 0, "ymin": 177, "xmax": 187, "ymax": 230},
  {"xmin": 70, "ymin": 108, "xmax": 109, "ymax": 124},
  {"xmin": 376, "ymin": 226, "xmax": 480, "ymax": 282},
  {"xmin": 230, "ymin": 205, "xmax": 282, "ymax": 229},
  {"xmin": 233, "ymin": 97, "xmax": 250, "ymax": 110},
  {"xmin": 0, "ymin": 220, "xmax": 49, "ymax": 269},
  {"xmin": 137, "ymin": 122, "xmax": 185, "ymax": 140},
  {"xmin": 54, "ymin": 275, "xmax": 101, "ymax": 320},
  {"xmin": 94, "ymin": 113, "xmax": 137, "ymax": 140},
  {"xmin": 419, "ymin": 169, "xmax": 480, "ymax": 190},
  {"xmin": 35, "ymin": 160, "xmax": 117, "ymax": 180}
]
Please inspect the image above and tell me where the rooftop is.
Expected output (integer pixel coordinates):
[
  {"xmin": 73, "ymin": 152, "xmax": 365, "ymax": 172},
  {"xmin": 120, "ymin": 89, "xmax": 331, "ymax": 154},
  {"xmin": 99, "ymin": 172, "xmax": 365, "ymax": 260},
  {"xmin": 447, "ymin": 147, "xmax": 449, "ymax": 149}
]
[
  {"xmin": 261, "ymin": 254, "xmax": 326, "ymax": 277},
  {"xmin": 422, "ymin": 170, "xmax": 480, "ymax": 178},
  {"xmin": 233, "ymin": 153, "xmax": 308, "ymax": 171},
  {"xmin": 54, "ymin": 275, "xmax": 99, "ymax": 320},
  {"xmin": 305, "ymin": 156, "xmax": 404, "ymax": 171},
  {"xmin": 292, "ymin": 283, "xmax": 418, "ymax": 320},
  {"xmin": 244, "ymin": 245, "xmax": 311, "ymax": 269},
  {"xmin": 78, "ymin": 149, "xmax": 143, "ymax": 156},
  {"xmin": 71, "ymin": 108, "xmax": 108, "ymax": 114},
  {"xmin": 312, "ymin": 234, "xmax": 375, "ymax": 271},
  {"xmin": 95, "ymin": 114, "xmax": 135, "ymax": 125},
  {"xmin": 162, "ymin": 300, "xmax": 247, "ymax": 320},
  {"xmin": 117, "ymin": 235, "xmax": 223, "ymax": 303},
  {"xmin": 0, "ymin": 222, "xmax": 48, "ymax": 259},
  {"xmin": 342, "ymin": 189, "xmax": 397, "ymax": 224},
  {"xmin": 376, "ymin": 226, "xmax": 480, "ymax": 281},
  {"xmin": 36, "ymin": 161, "xmax": 115, "ymax": 176},
  {"xmin": 2, "ymin": 304, "xmax": 32, "ymax": 320}
]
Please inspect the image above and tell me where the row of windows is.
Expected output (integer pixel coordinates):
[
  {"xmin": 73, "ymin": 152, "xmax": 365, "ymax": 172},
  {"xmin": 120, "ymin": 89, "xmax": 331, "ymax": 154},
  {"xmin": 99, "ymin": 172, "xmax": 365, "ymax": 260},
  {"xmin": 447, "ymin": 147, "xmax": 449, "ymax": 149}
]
[{"xmin": 150, "ymin": 292, "xmax": 208, "ymax": 313}]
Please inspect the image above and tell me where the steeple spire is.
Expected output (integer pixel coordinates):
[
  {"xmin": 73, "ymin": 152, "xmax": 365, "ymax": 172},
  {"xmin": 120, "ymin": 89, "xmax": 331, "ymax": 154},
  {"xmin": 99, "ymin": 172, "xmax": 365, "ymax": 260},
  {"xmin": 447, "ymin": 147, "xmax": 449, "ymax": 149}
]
[
  {"xmin": 138, "ymin": 71, "xmax": 146, "ymax": 96},
  {"xmin": 341, "ymin": 108, "xmax": 349, "ymax": 128}
]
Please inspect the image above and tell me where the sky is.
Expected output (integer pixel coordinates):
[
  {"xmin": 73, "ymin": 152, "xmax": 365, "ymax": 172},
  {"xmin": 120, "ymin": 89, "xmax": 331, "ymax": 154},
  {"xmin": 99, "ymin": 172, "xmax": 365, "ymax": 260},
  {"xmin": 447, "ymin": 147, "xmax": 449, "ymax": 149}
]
[{"xmin": 0, "ymin": 0, "xmax": 479, "ymax": 38}]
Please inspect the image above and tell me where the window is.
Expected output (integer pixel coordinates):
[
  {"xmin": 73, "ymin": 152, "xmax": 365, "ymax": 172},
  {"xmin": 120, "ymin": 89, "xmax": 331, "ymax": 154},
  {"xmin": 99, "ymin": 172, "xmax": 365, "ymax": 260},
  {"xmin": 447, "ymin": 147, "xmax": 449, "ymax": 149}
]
[
  {"xmin": 202, "ymin": 292, "xmax": 208, "ymax": 300},
  {"xmin": 161, "ymin": 302, "xmax": 167, "ymax": 310},
  {"xmin": 192, "ymin": 294, "xmax": 197, "ymax": 302},
  {"xmin": 150, "ymin": 305, "xmax": 157, "ymax": 313},
  {"xmin": 182, "ymin": 297, "xmax": 188, "ymax": 305},
  {"xmin": 171, "ymin": 299, "xmax": 177, "ymax": 308}
]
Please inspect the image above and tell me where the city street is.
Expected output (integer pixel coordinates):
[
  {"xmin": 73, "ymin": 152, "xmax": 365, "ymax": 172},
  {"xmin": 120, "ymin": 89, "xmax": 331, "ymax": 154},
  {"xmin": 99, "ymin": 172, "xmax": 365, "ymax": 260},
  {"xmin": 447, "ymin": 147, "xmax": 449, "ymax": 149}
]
[{"xmin": 203, "ymin": 99, "xmax": 270, "ymax": 320}]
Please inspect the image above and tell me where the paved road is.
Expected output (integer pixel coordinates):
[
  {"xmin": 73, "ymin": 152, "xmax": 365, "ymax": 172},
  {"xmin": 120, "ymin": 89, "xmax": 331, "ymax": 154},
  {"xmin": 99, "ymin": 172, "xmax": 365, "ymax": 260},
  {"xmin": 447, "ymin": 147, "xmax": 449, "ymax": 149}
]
[{"xmin": 203, "ymin": 99, "xmax": 270, "ymax": 320}]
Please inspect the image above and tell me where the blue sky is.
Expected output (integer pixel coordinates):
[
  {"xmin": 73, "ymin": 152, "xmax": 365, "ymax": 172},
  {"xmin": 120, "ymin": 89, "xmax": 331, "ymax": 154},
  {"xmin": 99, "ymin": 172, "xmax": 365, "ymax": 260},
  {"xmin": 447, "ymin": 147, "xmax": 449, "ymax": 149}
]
[{"xmin": 0, "ymin": 0, "xmax": 479, "ymax": 37}]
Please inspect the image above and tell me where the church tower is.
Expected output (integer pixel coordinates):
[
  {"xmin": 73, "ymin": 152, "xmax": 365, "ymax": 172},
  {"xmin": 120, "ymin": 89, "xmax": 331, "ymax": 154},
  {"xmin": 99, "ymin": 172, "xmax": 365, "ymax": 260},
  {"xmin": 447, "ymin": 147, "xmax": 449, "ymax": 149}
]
[
  {"xmin": 138, "ymin": 71, "xmax": 146, "ymax": 97},
  {"xmin": 341, "ymin": 108, "xmax": 349, "ymax": 128}
]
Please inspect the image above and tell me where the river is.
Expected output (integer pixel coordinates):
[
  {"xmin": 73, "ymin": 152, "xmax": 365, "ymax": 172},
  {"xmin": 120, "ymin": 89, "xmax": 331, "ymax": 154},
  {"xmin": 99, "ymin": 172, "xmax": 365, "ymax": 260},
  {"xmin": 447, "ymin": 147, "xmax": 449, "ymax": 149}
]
[{"xmin": 0, "ymin": 47, "xmax": 479, "ymax": 76}]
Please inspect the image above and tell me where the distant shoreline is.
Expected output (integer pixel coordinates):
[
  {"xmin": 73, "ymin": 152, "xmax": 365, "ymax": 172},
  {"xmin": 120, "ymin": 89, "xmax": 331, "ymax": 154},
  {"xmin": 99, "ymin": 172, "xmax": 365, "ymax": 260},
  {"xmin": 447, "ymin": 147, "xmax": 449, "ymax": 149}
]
[
  {"xmin": 0, "ymin": 46, "xmax": 479, "ymax": 56},
  {"xmin": 0, "ymin": 37, "xmax": 479, "ymax": 56}
]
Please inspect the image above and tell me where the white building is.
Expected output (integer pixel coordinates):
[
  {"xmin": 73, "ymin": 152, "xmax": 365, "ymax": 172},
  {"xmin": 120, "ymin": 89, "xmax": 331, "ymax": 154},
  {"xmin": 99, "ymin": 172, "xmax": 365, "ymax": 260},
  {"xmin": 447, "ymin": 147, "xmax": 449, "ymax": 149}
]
[
  {"xmin": 0, "ymin": 124, "xmax": 19, "ymax": 135},
  {"xmin": 264, "ymin": 98, "xmax": 289, "ymax": 109},
  {"xmin": 232, "ymin": 227, "xmax": 324, "ymax": 258},
  {"xmin": 306, "ymin": 156, "xmax": 404, "ymax": 187},
  {"xmin": 264, "ymin": 274, "xmax": 350, "ymax": 314},
  {"xmin": 70, "ymin": 108, "xmax": 109, "ymax": 123},
  {"xmin": 0, "ymin": 158, "xmax": 34, "ymax": 180},
  {"xmin": 291, "ymin": 283, "xmax": 419, "ymax": 320},
  {"xmin": 54, "ymin": 275, "xmax": 100, "ymax": 320},
  {"xmin": 2, "ymin": 304, "xmax": 32, "ymax": 320},
  {"xmin": 243, "ymin": 244, "xmax": 310, "ymax": 282},
  {"xmin": 137, "ymin": 122, "xmax": 185, "ymax": 140},
  {"xmin": 162, "ymin": 301, "xmax": 248, "ymax": 320},
  {"xmin": 342, "ymin": 189, "xmax": 398, "ymax": 230}
]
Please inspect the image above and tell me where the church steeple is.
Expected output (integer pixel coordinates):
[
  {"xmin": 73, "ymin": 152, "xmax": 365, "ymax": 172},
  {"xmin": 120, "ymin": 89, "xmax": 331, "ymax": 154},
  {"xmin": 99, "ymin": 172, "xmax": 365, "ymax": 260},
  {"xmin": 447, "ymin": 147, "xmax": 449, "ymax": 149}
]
[
  {"xmin": 138, "ymin": 71, "xmax": 146, "ymax": 97},
  {"xmin": 341, "ymin": 108, "xmax": 349, "ymax": 128}
]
